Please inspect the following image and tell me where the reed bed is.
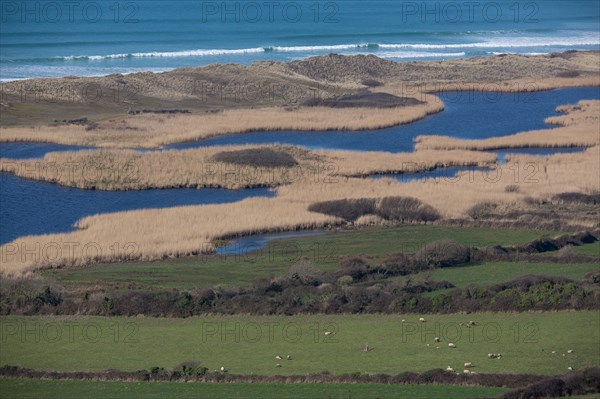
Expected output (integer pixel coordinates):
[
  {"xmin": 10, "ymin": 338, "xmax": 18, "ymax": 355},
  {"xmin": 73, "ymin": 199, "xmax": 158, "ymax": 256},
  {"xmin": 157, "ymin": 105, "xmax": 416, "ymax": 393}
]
[
  {"xmin": 0, "ymin": 98, "xmax": 443, "ymax": 149},
  {"xmin": 415, "ymin": 100, "xmax": 600, "ymax": 151},
  {"xmin": 0, "ymin": 145, "xmax": 496, "ymax": 190},
  {"xmin": 1, "ymin": 146, "xmax": 597, "ymax": 276},
  {"xmin": 1, "ymin": 99, "xmax": 598, "ymax": 275}
]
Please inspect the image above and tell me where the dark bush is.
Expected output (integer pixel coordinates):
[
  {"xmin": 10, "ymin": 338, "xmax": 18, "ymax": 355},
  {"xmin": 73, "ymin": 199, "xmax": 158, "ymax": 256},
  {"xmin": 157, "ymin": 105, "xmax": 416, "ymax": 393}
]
[
  {"xmin": 34, "ymin": 286, "xmax": 62, "ymax": 307},
  {"xmin": 377, "ymin": 196, "xmax": 441, "ymax": 222},
  {"xmin": 212, "ymin": 148, "xmax": 298, "ymax": 167},
  {"xmin": 308, "ymin": 196, "xmax": 440, "ymax": 223},
  {"xmin": 415, "ymin": 240, "xmax": 471, "ymax": 268},
  {"xmin": 552, "ymin": 192, "xmax": 600, "ymax": 205},
  {"xmin": 308, "ymin": 198, "xmax": 376, "ymax": 221},
  {"xmin": 361, "ymin": 79, "xmax": 383, "ymax": 87},
  {"xmin": 302, "ymin": 92, "xmax": 421, "ymax": 108},
  {"xmin": 556, "ymin": 70, "xmax": 580, "ymax": 78}
]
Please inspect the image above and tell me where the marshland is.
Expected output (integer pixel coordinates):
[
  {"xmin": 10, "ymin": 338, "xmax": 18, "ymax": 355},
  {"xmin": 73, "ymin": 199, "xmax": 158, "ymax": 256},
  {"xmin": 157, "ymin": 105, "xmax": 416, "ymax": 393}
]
[{"xmin": 1, "ymin": 48, "xmax": 600, "ymax": 399}]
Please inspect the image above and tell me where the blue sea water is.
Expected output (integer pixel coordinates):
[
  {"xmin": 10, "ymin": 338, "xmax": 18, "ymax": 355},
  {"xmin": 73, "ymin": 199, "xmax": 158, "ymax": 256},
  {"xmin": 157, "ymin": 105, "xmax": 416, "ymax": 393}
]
[{"xmin": 1, "ymin": 0, "xmax": 599, "ymax": 80}]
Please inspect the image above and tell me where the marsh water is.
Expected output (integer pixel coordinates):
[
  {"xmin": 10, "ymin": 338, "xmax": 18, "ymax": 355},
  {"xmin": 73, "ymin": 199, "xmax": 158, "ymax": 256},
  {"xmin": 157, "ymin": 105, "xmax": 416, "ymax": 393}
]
[{"xmin": 1, "ymin": 87, "xmax": 598, "ymax": 245}]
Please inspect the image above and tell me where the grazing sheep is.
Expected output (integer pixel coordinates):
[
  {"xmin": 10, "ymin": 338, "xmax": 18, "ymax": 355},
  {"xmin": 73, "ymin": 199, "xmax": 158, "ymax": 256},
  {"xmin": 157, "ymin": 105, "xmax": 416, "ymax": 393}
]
[
  {"xmin": 286, "ymin": 355, "xmax": 292, "ymax": 360},
  {"xmin": 324, "ymin": 331, "xmax": 333, "ymax": 336},
  {"xmin": 567, "ymin": 349, "xmax": 574, "ymax": 354},
  {"xmin": 488, "ymin": 353, "xmax": 501, "ymax": 359},
  {"xmin": 276, "ymin": 364, "xmax": 282, "ymax": 368},
  {"xmin": 463, "ymin": 370, "xmax": 470, "ymax": 374},
  {"xmin": 434, "ymin": 337, "xmax": 441, "ymax": 342},
  {"xmin": 419, "ymin": 317, "xmax": 426, "ymax": 322},
  {"xmin": 488, "ymin": 353, "xmax": 494, "ymax": 358},
  {"xmin": 446, "ymin": 366, "xmax": 454, "ymax": 372},
  {"xmin": 464, "ymin": 362, "xmax": 472, "ymax": 368},
  {"xmin": 448, "ymin": 343, "xmax": 456, "ymax": 348},
  {"xmin": 568, "ymin": 367, "xmax": 573, "ymax": 371},
  {"xmin": 552, "ymin": 351, "xmax": 557, "ymax": 354},
  {"xmin": 220, "ymin": 367, "xmax": 227, "ymax": 372},
  {"xmin": 401, "ymin": 319, "xmax": 406, "ymax": 323},
  {"xmin": 468, "ymin": 321, "xmax": 476, "ymax": 326},
  {"xmin": 275, "ymin": 355, "xmax": 282, "ymax": 360}
]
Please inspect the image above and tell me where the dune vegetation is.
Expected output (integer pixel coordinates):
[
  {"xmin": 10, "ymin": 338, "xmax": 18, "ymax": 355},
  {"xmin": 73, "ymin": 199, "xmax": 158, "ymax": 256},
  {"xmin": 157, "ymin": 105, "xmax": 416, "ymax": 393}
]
[{"xmin": 0, "ymin": 96, "xmax": 443, "ymax": 149}]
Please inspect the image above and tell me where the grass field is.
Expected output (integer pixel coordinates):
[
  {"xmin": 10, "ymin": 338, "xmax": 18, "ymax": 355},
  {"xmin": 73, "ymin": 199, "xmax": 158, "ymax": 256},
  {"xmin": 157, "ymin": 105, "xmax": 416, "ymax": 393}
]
[
  {"xmin": 0, "ymin": 379, "xmax": 509, "ymax": 399},
  {"xmin": 43, "ymin": 225, "xmax": 559, "ymax": 290},
  {"xmin": 574, "ymin": 242, "xmax": 600, "ymax": 256},
  {"xmin": 1, "ymin": 312, "xmax": 597, "ymax": 376},
  {"xmin": 406, "ymin": 262, "xmax": 599, "ymax": 290}
]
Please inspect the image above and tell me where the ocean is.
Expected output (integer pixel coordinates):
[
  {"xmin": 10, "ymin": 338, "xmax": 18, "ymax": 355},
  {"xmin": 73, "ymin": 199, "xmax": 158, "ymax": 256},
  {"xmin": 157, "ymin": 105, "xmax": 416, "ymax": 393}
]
[{"xmin": 1, "ymin": 0, "xmax": 599, "ymax": 80}]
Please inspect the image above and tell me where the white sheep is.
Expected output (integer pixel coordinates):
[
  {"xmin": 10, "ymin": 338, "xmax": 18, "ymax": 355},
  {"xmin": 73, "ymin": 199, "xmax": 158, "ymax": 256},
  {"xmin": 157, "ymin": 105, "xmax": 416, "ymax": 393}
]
[
  {"xmin": 567, "ymin": 349, "xmax": 574, "ymax": 354},
  {"xmin": 464, "ymin": 362, "xmax": 472, "ymax": 368},
  {"xmin": 568, "ymin": 367, "xmax": 573, "ymax": 371},
  {"xmin": 286, "ymin": 355, "xmax": 292, "ymax": 360},
  {"xmin": 463, "ymin": 370, "xmax": 470, "ymax": 374},
  {"xmin": 446, "ymin": 366, "xmax": 454, "ymax": 372},
  {"xmin": 220, "ymin": 366, "xmax": 227, "ymax": 372},
  {"xmin": 324, "ymin": 331, "xmax": 333, "ymax": 336},
  {"xmin": 448, "ymin": 343, "xmax": 456, "ymax": 348},
  {"xmin": 419, "ymin": 317, "xmax": 426, "ymax": 322},
  {"xmin": 434, "ymin": 337, "xmax": 441, "ymax": 342},
  {"xmin": 275, "ymin": 355, "xmax": 282, "ymax": 360},
  {"xmin": 276, "ymin": 363, "xmax": 282, "ymax": 368}
]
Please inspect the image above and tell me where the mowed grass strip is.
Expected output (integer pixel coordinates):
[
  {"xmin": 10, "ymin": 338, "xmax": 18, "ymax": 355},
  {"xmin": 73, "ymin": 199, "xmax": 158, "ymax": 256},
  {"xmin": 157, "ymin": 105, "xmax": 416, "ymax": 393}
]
[
  {"xmin": 0, "ymin": 379, "xmax": 509, "ymax": 399},
  {"xmin": 1, "ymin": 312, "xmax": 597, "ymax": 376},
  {"xmin": 43, "ymin": 226, "xmax": 558, "ymax": 290}
]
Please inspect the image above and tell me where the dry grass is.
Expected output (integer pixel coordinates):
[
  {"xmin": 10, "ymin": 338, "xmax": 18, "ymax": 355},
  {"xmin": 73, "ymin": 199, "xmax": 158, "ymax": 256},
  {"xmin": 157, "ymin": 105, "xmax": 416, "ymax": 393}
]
[
  {"xmin": 1, "ymin": 146, "xmax": 597, "ymax": 276},
  {"xmin": 0, "ymin": 97, "xmax": 443, "ymax": 149},
  {"xmin": 415, "ymin": 100, "xmax": 600, "ymax": 151},
  {"xmin": 0, "ymin": 145, "xmax": 495, "ymax": 190}
]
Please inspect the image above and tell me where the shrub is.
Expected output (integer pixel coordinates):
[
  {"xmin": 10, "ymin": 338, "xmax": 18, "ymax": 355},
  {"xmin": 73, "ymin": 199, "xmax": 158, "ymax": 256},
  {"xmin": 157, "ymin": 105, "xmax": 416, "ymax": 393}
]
[
  {"xmin": 337, "ymin": 275, "xmax": 353, "ymax": 285},
  {"xmin": 212, "ymin": 148, "xmax": 298, "ymax": 167},
  {"xmin": 34, "ymin": 286, "xmax": 62, "ymax": 307},
  {"xmin": 308, "ymin": 196, "xmax": 440, "ymax": 223},
  {"xmin": 505, "ymin": 184, "xmax": 520, "ymax": 193},
  {"xmin": 556, "ymin": 70, "xmax": 580, "ymax": 78},
  {"xmin": 415, "ymin": 240, "xmax": 471, "ymax": 268},
  {"xmin": 339, "ymin": 256, "xmax": 369, "ymax": 269},
  {"xmin": 308, "ymin": 198, "xmax": 376, "ymax": 221},
  {"xmin": 552, "ymin": 192, "xmax": 600, "ymax": 205},
  {"xmin": 176, "ymin": 361, "xmax": 208, "ymax": 377},
  {"xmin": 288, "ymin": 259, "xmax": 322, "ymax": 286},
  {"xmin": 361, "ymin": 79, "xmax": 383, "ymax": 87},
  {"xmin": 468, "ymin": 202, "xmax": 498, "ymax": 220},
  {"xmin": 377, "ymin": 196, "xmax": 441, "ymax": 222}
]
